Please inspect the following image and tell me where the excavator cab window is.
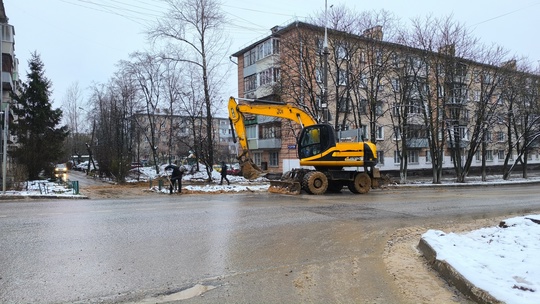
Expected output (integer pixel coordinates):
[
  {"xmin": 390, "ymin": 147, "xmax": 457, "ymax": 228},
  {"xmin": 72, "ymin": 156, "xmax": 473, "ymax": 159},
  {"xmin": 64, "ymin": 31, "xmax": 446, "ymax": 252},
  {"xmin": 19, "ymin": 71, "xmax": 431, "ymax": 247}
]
[{"xmin": 298, "ymin": 124, "xmax": 336, "ymax": 158}]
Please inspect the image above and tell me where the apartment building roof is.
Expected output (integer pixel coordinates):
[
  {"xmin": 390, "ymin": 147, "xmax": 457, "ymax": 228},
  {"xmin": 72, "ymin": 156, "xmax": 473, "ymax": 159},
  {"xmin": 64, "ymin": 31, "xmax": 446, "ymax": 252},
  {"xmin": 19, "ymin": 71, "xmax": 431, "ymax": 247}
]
[
  {"xmin": 0, "ymin": 0, "xmax": 7, "ymax": 23},
  {"xmin": 231, "ymin": 20, "xmax": 528, "ymax": 76}
]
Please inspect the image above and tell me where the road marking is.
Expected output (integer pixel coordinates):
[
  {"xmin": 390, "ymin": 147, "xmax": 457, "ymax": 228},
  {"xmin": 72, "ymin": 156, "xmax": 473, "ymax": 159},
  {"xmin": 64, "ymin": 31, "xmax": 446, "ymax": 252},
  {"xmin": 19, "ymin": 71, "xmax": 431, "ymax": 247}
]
[
  {"xmin": 136, "ymin": 208, "xmax": 157, "ymax": 211},
  {"xmin": 0, "ymin": 215, "xmax": 7, "ymax": 218},
  {"xmin": 91, "ymin": 210, "xmax": 113, "ymax": 213}
]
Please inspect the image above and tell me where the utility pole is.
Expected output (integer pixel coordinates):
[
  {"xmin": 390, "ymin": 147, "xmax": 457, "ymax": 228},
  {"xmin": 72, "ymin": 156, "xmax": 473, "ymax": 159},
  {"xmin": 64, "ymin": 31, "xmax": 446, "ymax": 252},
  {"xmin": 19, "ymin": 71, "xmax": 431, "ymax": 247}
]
[{"xmin": 321, "ymin": 0, "xmax": 330, "ymax": 124}]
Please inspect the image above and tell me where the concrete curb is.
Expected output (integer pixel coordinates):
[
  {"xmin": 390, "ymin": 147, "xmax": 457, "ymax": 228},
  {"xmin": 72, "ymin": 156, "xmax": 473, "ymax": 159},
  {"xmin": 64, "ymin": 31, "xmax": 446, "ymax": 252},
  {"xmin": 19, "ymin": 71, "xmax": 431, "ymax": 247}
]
[
  {"xmin": 389, "ymin": 179, "xmax": 540, "ymax": 188},
  {"xmin": 417, "ymin": 238, "xmax": 504, "ymax": 304},
  {"xmin": 0, "ymin": 194, "xmax": 89, "ymax": 200}
]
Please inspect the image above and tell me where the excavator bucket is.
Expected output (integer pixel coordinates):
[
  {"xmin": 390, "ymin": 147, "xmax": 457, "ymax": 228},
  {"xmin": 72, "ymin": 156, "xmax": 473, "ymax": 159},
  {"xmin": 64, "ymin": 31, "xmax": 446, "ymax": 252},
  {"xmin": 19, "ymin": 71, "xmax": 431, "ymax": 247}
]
[
  {"xmin": 240, "ymin": 161, "xmax": 263, "ymax": 180},
  {"xmin": 268, "ymin": 180, "xmax": 301, "ymax": 195}
]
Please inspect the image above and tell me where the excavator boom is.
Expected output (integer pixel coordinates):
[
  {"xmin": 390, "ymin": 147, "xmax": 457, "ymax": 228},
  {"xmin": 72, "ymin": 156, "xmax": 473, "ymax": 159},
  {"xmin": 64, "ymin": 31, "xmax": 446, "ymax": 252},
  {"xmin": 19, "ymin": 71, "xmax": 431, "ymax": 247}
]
[{"xmin": 227, "ymin": 97, "xmax": 317, "ymax": 180}]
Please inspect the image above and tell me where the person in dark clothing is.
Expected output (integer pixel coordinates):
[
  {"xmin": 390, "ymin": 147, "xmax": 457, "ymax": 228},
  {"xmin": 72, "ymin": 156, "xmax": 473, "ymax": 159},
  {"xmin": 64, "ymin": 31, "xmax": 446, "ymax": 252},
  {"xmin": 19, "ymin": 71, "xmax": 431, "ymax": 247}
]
[
  {"xmin": 165, "ymin": 164, "xmax": 185, "ymax": 194},
  {"xmin": 219, "ymin": 161, "xmax": 230, "ymax": 185}
]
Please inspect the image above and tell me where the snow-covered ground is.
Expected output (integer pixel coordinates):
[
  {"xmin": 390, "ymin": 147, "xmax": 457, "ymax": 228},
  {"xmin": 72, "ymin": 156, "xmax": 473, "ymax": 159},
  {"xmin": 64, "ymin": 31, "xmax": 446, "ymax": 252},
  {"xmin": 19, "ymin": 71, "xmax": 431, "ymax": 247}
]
[
  {"xmin": 422, "ymin": 215, "xmax": 540, "ymax": 304},
  {"xmin": 1, "ymin": 165, "xmax": 539, "ymax": 303},
  {"xmin": 132, "ymin": 164, "xmax": 270, "ymax": 194}
]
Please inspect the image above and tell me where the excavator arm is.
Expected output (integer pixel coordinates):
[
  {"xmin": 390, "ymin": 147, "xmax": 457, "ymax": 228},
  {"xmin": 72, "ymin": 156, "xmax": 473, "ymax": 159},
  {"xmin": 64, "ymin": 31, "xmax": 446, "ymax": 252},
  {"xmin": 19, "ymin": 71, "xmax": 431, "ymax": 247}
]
[{"xmin": 227, "ymin": 96, "xmax": 317, "ymax": 179}]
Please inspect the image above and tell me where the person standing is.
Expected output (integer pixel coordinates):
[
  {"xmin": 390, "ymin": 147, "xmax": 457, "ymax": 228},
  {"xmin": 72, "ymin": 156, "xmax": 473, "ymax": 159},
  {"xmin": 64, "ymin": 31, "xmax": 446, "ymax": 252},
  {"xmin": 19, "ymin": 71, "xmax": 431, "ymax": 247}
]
[
  {"xmin": 219, "ymin": 161, "xmax": 230, "ymax": 185},
  {"xmin": 165, "ymin": 164, "xmax": 185, "ymax": 194}
]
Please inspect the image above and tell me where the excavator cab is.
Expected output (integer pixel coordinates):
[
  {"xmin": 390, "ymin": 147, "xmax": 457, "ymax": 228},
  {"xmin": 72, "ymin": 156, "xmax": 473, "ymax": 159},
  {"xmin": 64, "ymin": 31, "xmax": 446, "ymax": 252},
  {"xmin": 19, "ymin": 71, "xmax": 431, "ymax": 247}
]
[{"xmin": 298, "ymin": 124, "xmax": 336, "ymax": 159}]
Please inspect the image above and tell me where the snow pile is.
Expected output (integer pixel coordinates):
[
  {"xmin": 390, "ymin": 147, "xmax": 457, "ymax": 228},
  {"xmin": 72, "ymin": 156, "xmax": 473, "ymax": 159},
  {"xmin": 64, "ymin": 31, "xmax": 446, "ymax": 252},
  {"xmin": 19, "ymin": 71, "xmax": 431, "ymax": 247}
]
[
  {"xmin": 422, "ymin": 215, "xmax": 540, "ymax": 304},
  {"xmin": 128, "ymin": 164, "xmax": 267, "ymax": 184},
  {"xmin": 130, "ymin": 164, "xmax": 270, "ymax": 194}
]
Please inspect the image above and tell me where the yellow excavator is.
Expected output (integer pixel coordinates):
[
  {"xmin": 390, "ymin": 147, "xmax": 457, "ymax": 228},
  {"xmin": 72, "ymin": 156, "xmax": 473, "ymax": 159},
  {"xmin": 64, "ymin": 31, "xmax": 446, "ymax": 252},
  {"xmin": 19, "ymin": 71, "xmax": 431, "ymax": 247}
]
[{"xmin": 227, "ymin": 97, "xmax": 381, "ymax": 194}]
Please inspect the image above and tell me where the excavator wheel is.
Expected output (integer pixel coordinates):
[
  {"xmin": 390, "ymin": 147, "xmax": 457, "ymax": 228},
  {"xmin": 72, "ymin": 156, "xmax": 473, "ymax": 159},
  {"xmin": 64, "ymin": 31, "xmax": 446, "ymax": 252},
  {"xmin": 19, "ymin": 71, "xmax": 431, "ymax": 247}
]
[
  {"xmin": 327, "ymin": 181, "xmax": 343, "ymax": 193},
  {"xmin": 348, "ymin": 172, "xmax": 371, "ymax": 194},
  {"xmin": 302, "ymin": 171, "xmax": 328, "ymax": 195}
]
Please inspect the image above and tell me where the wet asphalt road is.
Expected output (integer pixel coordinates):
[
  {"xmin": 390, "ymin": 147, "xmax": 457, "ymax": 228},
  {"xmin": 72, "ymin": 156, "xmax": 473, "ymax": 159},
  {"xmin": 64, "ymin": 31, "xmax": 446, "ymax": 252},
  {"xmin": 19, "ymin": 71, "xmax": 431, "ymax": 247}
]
[{"xmin": 1, "ymin": 184, "xmax": 540, "ymax": 303}]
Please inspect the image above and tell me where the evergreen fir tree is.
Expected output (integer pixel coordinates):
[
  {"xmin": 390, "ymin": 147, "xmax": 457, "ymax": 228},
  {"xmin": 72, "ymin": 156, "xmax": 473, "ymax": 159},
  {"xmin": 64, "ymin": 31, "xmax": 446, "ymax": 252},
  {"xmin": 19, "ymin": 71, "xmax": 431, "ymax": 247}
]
[{"xmin": 10, "ymin": 52, "xmax": 69, "ymax": 180}]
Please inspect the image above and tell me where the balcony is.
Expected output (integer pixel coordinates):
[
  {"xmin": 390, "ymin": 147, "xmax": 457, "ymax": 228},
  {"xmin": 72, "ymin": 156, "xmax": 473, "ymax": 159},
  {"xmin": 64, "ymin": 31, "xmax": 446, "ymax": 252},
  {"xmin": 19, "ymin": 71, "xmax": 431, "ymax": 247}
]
[
  {"xmin": 258, "ymin": 138, "xmax": 281, "ymax": 149},
  {"xmin": 405, "ymin": 138, "xmax": 429, "ymax": 148},
  {"xmin": 2, "ymin": 71, "xmax": 12, "ymax": 91},
  {"xmin": 247, "ymin": 138, "xmax": 282, "ymax": 150}
]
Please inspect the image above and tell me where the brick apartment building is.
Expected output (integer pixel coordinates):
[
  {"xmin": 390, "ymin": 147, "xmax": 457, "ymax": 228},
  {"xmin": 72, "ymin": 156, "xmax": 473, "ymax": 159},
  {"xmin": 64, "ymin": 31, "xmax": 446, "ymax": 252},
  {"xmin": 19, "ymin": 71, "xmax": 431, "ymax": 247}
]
[{"xmin": 231, "ymin": 21, "xmax": 540, "ymax": 176}]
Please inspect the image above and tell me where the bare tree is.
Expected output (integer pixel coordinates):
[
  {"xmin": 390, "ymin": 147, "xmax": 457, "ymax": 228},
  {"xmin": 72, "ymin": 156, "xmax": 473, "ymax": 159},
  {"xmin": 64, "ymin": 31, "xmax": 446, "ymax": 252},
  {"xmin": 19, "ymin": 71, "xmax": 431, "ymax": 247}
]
[
  {"xmin": 148, "ymin": 0, "xmax": 229, "ymax": 181},
  {"xmin": 502, "ymin": 61, "xmax": 540, "ymax": 179},
  {"xmin": 61, "ymin": 82, "xmax": 86, "ymax": 161},
  {"xmin": 119, "ymin": 52, "xmax": 167, "ymax": 174}
]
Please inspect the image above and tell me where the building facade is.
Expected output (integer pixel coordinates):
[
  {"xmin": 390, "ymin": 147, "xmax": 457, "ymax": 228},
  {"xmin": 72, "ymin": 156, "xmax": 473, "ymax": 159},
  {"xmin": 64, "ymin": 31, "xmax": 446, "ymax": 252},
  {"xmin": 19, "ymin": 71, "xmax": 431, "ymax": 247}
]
[
  {"xmin": 232, "ymin": 21, "xmax": 540, "ymax": 176},
  {"xmin": 130, "ymin": 112, "xmax": 236, "ymax": 166},
  {"xmin": 0, "ymin": 1, "xmax": 19, "ymax": 189}
]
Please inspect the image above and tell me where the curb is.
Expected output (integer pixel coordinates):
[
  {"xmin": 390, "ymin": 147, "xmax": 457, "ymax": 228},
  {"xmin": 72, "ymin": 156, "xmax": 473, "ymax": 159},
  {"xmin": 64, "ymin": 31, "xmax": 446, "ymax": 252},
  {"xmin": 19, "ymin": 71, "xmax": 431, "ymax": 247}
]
[
  {"xmin": 0, "ymin": 194, "xmax": 89, "ymax": 200},
  {"xmin": 389, "ymin": 179, "xmax": 540, "ymax": 188},
  {"xmin": 417, "ymin": 238, "xmax": 504, "ymax": 304}
]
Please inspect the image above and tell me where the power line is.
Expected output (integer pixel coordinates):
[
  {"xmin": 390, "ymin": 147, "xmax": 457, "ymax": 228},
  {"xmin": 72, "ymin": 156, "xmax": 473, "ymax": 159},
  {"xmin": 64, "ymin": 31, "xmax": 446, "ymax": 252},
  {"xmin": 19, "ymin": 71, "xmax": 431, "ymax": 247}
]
[{"xmin": 471, "ymin": 1, "xmax": 540, "ymax": 27}]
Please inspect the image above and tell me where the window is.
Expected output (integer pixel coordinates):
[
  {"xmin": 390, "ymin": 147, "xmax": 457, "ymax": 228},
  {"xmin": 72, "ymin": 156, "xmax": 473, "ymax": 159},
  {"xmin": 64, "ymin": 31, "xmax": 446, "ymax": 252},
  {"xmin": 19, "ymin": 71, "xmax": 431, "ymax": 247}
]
[
  {"xmin": 437, "ymin": 85, "xmax": 444, "ymax": 98},
  {"xmin": 375, "ymin": 49, "xmax": 383, "ymax": 66},
  {"xmin": 359, "ymin": 73, "xmax": 367, "ymax": 88},
  {"xmin": 376, "ymin": 126, "xmax": 384, "ymax": 140},
  {"xmin": 260, "ymin": 123, "xmax": 281, "ymax": 139},
  {"xmin": 391, "ymin": 78, "xmax": 400, "ymax": 92},
  {"xmin": 244, "ymin": 49, "xmax": 257, "ymax": 67},
  {"xmin": 498, "ymin": 150, "xmax": 505, "ymax": 160},
  {"xmin": 377, "ymin": 151, "xmax": 385, "ymax": 164},
  {"xmin": 394, "ymin": 151, "xmax": 400, "ymax": 164},
  {"xmin": 449, "ymin": 126, "xmax": 469, "ymax": 142},
  {"xmin": 338, "ymin": 68, "xmax": 347, "ymax": 86},
  {"xmin": 244, "ymin": 74, "xmax": 257, "ymax": 92},
  {"xmin": 486, "ymin": 150, "xmax": 493, "ymax": 161},
  {"xmin": 315, "ymin": 67, "xmax": 323, "ymax": 83},
  {"xmin": 473, "ymin": 90, "xmax": 481, "ymax": 102},
  {"xmin": 359, "ymin": 99, "xmax": 367, "ymax": 115},
  {"xmin": 273, "ymin": 39, "xmax": 280, "ymax": 54},
  {"xmin": 257, "ymin": 39, "xmax": 273, "ymax": 60},
  {"xmin": 392, "ymin": 103, "xmax": 400, "ymax": 116},
  {"xmin": 426, "ymin": 150, "xmax": 431, "ymax": 163},
  {"xmin": 253, "ymin": 152, "xmax": 262, "ymax": 167},
  {"xmin": 2, "ymin": 25, "xmax": 13, "ymax": 43},
  {"xmin": 393, "ymin": 127, "xmax": 401, "ymax": 140},
  {"xmin": 259, "ymin": 68, "xmax": 272, "ymax": 86},
  {"xmin": 336, "ymin": 43, "xmax": 348, "ymax": 60},
  {"xmin": 246, "ymin": 125, "xmax": 257, "ymax": 140},
  {"xmin": 485, "ymin": 131, "xmax": 492, "ymax": 142},
  {"xmin": 361, "ymin": 125, "xmax": 368, "ymax": 140},
  {"xmin": 391, "ymin": 53, "xmax": 400, "ymax": 68},
  {"xmin": 497, "ymin": 132, "xmax": 505, "ymax": 142},
  {"xmin": 316, "ymin": 38, "xmax": 324, "ymax": 54},
  {"xmin": 269, "ymin": 152, "xmax": 279, "ymax": 167},
  {"xmin": 338, "ymin": 97, "xmax": 349, "ymax": 112},
  {"xmin": 376, "ymin": 102, "xmax": 384, "ymax": 116},
  {"xmin": 408, "ymin": 150, "xmax": 419, "ymax": 164}
]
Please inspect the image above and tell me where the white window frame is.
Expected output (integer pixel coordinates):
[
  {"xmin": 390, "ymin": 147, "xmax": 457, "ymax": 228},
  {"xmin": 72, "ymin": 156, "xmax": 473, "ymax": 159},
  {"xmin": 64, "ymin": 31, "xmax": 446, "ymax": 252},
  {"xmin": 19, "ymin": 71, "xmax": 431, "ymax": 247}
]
[{"xmin": 376, "ymin": 126, "xmax": 384, "ymax": 140}]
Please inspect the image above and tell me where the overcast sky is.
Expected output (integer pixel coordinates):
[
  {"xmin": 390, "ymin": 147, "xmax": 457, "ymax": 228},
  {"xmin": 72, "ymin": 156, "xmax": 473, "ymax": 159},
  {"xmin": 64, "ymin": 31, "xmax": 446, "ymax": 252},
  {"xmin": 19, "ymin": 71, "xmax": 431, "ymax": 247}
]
[{"xmin": 5, "ymin": 0, "xmax": 540, "ymax": 114}]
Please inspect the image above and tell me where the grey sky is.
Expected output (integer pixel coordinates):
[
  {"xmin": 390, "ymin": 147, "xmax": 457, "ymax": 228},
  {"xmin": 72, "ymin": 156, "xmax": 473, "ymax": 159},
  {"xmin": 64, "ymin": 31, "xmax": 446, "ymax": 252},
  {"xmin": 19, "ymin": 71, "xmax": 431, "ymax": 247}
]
[{"xmin": 5, "ymin": 0, "xmax": 540, "ymax": 113}]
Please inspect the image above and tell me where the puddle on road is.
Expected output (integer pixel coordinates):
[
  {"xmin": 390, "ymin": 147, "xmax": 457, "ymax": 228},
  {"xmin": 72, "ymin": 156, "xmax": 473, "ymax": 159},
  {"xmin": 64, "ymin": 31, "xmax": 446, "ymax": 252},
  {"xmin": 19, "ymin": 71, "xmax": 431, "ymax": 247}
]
[{"xmin": 139, "ymin": 284, "xmax": 216, "ymax": 303}]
